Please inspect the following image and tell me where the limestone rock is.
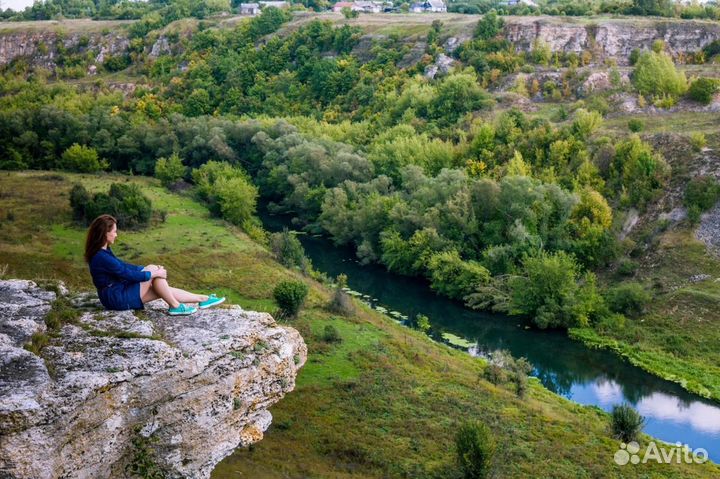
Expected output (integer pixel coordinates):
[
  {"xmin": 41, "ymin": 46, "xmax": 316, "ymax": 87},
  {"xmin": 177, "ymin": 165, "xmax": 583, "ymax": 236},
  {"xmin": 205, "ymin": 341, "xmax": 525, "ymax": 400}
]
[
  {"xmin": 424, "ymin": 53, "xmax": 455, "ymax": 79},
  {"xmin": 0, "ymin": 280, "xmax": 306, "ymax": 479}
]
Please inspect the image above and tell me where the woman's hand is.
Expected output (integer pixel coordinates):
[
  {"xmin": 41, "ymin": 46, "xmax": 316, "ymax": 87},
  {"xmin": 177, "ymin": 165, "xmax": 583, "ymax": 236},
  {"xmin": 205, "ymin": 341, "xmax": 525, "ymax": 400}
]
[{"xmin": 146, "ymin": 266, "xmax": 167, "ymax": 279}]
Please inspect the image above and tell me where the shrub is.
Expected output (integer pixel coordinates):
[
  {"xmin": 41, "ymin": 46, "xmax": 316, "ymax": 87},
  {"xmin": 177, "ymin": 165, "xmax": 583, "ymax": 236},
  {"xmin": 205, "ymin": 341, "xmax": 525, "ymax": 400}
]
[
  {"xmin": 617, "ymin": 258, "xmax": 638, "ymax": 276},
  {"xmin": 572, "ymin": 108, "xmax": 603, "ymax": 139},
  {"xmin": 60, "ymin": 144, "xmax": 107, "ymax": 173},
  {"xmin": 415, "ymin": 314, "xmax": 431, "ymax": 334},
  {"xmin": 687, "ymin": 77, "xmax": 720, "ymax": 104},
  {"xmin": 154, "ymin": 153, "xmax": 187, "ymax": 187},
  {"xmin": 321, "ymin": 324, "xmax": 342, "ymax": 343},
  {"xmin": 273, "ymin": 280, "xmax": 309, "ymax": 318},
  {"xmin": 684, "ymin": 176, "xmax": 720, "ymax": 223},
  {"xmin": 455, "ymin": 421, "xmax": 496, "ymax": 479},
  {"xmin": 627, "ymin": 118, "xmax": 644, "ymax": 132},
  {"xmin": 483, "ymin": 364, "xmax": 505, "ymax": 385},
  {"xmin": 632, "ymin": 51, "xmax": 687, "ymax": 98},
  {"xmin": 611, "ymin": 404, "xmax": 645, "ymax": 443},
  {"xmin": 689, "ymin": 132, "xmax": 707, "ymax": 152},
  {"xmin": 69, "ymin": 183, "xmax": 91, "ymax": 221},
  {"xmin": 629, "ymin": 48, "xmax": 640, "ymax": 66},
  {"xmin": 605, "ymin": 282, "xmax": 651, "ymax": 317},
  {"xmin": 269, "ymin": 228, "xmax": 310, "ymax": 272},
  {"xmin": 74, "ymin": 182, "xmax": 153, "ymax": 229}
]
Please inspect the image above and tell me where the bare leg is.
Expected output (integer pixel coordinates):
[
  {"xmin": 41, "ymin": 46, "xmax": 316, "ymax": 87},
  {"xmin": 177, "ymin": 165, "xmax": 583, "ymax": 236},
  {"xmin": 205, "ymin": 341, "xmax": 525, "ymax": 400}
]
[
  {"xmin": 169, "ymin": 287, "xmax": 208, "ymax": 304},
  {"xmin": 140, "ymin": 278, "xmax": 180, "ymax": 308}
]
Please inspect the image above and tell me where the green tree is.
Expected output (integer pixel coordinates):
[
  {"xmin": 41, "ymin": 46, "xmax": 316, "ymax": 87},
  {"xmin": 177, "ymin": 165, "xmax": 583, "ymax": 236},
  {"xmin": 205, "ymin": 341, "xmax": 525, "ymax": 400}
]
[
  {"xmin": 509, "ymin": 251, "xmax": 602, "ymax": 329},
  {"xmin": 60, "ymin": 144, "xmax": 107, "ymax": 172},
  {"xmin": 155, "ymin": 153, "xmax": 187, "ymax": 186},
  {"xmin": 474, "ymin": 10, "xmax": 503, "ymax": 40},
  {"xmin": 611, "ymin": 135, "xmax": 670, "ymax": 207},
  {"xmin": 427, "ymin": 250, "xmax": 490, "ymax": 300},
  {"xmin": 632, "ymin": 51, "xmax": 687, "ymax": 98},
  {"xmin": 213, "ymin": 176, "xmax": 259, "ymax": 226}
]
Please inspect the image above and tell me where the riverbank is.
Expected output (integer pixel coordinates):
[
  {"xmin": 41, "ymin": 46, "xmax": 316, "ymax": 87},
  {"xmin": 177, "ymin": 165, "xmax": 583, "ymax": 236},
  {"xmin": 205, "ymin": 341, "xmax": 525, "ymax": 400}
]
[{"xmin": 1, "ymin": 171, "xmax": 718, "ymax": 477}]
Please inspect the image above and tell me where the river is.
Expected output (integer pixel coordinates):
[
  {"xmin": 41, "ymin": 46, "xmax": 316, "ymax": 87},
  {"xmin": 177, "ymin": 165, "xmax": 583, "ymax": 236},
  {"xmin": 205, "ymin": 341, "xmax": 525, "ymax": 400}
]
[{"xmin": 262, "ymin": 211, "xmax": 720, "ymax": 461}]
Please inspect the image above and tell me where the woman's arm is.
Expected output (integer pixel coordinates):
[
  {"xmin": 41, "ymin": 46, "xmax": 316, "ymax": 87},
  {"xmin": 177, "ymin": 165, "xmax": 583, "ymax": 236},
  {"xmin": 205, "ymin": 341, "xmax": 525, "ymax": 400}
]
[{"xmin": 101, "ymin": 254, "xmax": 152, "ymax": 283}]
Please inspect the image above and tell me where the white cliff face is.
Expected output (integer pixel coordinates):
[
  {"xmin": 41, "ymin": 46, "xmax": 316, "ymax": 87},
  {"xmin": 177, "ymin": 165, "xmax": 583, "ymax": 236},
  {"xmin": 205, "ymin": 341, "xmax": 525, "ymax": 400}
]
[
  {"xmin": 0, "ymin": 280, "xmax": 307, "ymax": 479},
  {"xmin": 503, "ymin": 17, "xmax": 720, "ymax": 63}
]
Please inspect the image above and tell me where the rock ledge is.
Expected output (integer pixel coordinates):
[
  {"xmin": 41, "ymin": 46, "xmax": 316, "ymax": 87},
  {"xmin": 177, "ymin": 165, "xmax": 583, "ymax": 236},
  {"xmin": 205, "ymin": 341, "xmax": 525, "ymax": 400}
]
[{"xmin": 0, "ymin": 279, "xmax": 306, "ymax": 479}]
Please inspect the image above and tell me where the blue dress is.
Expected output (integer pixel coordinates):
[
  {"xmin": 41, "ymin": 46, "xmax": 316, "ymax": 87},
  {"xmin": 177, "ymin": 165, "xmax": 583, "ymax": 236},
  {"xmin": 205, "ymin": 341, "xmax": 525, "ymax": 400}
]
[{"xmin": 89, "ymin": 248, "xmax": 151, "ymax": 310}]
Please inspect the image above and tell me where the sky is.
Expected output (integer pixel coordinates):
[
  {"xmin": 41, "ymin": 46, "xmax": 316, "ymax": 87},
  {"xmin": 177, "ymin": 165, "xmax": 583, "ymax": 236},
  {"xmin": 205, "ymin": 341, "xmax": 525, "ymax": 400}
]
[{"xmin": 2, "ymin": 0, "xmax": 37, "ymax": 11}]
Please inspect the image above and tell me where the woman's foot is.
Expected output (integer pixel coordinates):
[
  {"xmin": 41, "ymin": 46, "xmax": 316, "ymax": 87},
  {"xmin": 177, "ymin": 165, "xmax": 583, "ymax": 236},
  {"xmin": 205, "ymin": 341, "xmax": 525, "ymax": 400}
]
[
  {"xmin": 199, "ymin": 294, "xmax": 226, "ymax": 309},
  {"xmin": 168, "ymin": 304, "xmax": 197, "ymax": 316}
]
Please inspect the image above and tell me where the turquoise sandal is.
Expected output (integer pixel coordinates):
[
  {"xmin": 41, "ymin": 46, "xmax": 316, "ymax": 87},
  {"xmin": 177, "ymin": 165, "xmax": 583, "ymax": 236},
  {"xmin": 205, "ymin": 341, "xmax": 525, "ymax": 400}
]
[
  {"xmin": 199, "ymin": 294, "xmax": 226, "ymax": 309},
  {"xmin": 168, "ymin": 303, "xmax": 197, "ymax": 316}
]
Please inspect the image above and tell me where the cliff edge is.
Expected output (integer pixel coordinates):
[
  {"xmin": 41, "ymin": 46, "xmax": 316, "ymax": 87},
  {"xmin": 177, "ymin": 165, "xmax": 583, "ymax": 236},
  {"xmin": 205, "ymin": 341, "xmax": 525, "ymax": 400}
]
[{"xmin": 0, "ymin": 279, "xmax": 307, "ymax": 479}]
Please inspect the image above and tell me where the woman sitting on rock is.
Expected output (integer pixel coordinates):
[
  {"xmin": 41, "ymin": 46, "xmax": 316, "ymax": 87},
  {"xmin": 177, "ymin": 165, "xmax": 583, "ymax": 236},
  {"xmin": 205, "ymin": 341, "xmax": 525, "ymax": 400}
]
[{"xmin": 85, "ymin": 214, "xmax": 225, "ymax": 316}]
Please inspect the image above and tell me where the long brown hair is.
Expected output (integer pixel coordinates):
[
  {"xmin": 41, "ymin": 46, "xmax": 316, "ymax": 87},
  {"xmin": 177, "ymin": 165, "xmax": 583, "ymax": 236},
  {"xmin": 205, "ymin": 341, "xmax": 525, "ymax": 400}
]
[{"xmin": 85, "ymin": 214, "xmax": 116, "ymax": 263}]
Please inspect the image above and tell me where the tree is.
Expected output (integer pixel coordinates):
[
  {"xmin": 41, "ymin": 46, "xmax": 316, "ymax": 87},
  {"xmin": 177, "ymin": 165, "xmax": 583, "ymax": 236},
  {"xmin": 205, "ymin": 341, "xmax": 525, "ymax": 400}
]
[
  {"xmin": 632, "ymin": 51, "xmax": 687, "ymax": 98},
  {"xmin": 455, "ymin": 421, "xmax": 495, "ymax": 479},
  {"xmin": 474, "ymin": 10, "xmax": 503, "ymax": 40},
  {"xmin": 611, "ymin": 135, "xmax": 670, "ymax": 207},
  {"xmin": 213, "ymin": 176, "xmax": 259, "ymax": 226},
  {"xmin": 60, "ymin": 144, "xmax": 107, "ymax": 172},
  {"xmin": 155, "ymin": 153, "xmax": 187, "ymax": 186},
  {"xmin": 427, "ymin": 250, "xmax": 490, "ymax": 300},
  {"xmin": 509, "ymin": 251, "xmax": 602, "ymax": 329},
  {"xmin": 572, "ymin": 109, "xmax": 603, "ymax": 139}
]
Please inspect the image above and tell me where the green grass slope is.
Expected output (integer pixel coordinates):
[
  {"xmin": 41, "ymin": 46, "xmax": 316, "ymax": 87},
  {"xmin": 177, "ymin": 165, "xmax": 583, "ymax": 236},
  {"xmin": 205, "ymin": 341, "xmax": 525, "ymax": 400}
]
[{"xmin": 0, "ymin": 171, "xmax": 718, "ymax": 478}]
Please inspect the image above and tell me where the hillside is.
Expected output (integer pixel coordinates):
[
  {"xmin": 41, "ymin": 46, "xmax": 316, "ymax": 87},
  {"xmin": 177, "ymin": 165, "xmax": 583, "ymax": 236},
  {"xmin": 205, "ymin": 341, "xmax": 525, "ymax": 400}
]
[
  {"xmin": 3, "ymin": 7, "xmax": 720, "ymax": 476},
  {"xmin": 1, "ymin": 171, "xmax": 718, "ymax": 477}
]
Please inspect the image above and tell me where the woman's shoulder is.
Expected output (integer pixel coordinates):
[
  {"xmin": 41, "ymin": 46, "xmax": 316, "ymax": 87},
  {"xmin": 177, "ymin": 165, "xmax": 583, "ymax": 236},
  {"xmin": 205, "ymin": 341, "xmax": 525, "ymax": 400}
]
[{"xmin": 89, "ymin": 248, "xmax": 113, "ymax": 265}]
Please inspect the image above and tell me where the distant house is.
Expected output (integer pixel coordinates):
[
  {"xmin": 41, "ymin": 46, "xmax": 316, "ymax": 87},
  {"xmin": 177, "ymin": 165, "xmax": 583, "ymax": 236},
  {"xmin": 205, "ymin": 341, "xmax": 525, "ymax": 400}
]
[
  {"xmin": 500, "ymin": 0, "xmax": 538, "ymax": 7},
  {"xmin": 410, "ymin": 0, "xmax": 446, "ymax": 12},
  {"xmin": 259, "ymin": 1, "xmax": 290, "ymax": 8},
  {"xmin": 240, "ymin": 2, "xmax": 260, "ymax": 14},
  {"xmin": 333, "ymin": 1, "xmax": 356, "ymax": 12}
]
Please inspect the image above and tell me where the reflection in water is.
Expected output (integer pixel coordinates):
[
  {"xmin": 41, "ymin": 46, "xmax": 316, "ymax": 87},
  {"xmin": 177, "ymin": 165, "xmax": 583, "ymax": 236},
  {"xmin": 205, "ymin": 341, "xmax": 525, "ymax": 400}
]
[{"xmin": 261, "ymin": 211, "xmax": 720, "ymax": 460}]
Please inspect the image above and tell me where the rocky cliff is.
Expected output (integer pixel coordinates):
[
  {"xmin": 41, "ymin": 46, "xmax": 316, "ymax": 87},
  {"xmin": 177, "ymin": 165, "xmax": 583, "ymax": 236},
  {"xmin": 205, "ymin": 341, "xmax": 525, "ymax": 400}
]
[
  {"xmin": 0, "ymin": 279, "xmax": 306, "ymax": 479},
  {"xmin": 504, "ymin": 16, "xmax": 720, "ymax": 63}
]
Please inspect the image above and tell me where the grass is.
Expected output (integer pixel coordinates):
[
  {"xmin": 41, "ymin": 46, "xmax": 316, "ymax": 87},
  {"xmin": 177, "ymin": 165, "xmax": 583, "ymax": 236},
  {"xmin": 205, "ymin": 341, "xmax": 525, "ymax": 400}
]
[
  {"xmin": 1, "ymin": 171, "xmax": 719, "ymax": 478},
  {"xmin": 576, "ymin": 229, "xmax": 720, "ymax": 402}
]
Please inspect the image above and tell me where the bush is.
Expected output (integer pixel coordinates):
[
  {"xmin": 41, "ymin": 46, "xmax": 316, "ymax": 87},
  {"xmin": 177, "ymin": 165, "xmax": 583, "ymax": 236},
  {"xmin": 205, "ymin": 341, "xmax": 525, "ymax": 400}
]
[
  {"xmin": 611, "ymin": 404, "xmax": 645, "ymax": 443},
  {"xmin": 605, "ymin": 282, "xmax": 651, "ymax": 317},
  {"xmin": 270, "ymin": 228, "xmax": 310, "ymax": 272},
  {"xmin": 155, "ymin": 153, "xmax": 187, "ymax": 187},
  {"xmin": 689, "ymin": 132, "xmax": 707, "ymax": 152},
  {"xmin": 73, "ymin": 182, "xmax": 153, "ymax": 229},
  {"xmin": 273, "ymin": 280, "xmax": 309, "ymax": 318},
  {"xmin": 627, "ymin": 118, "xmax": 644, "ymax": 132},
  {"xmin": 60, "ymin": 144, "xmax": 107, "ymax": 173},
  {"xmin": 455, "ymin": 421, "xmax": 496, "ymax": 479},
  {"xmin": 684, "ymin": 176, "xmax": 720, "ymax": 223},
  {"xmin": 611, "ymin": 135, "xmax": 670, "ymax": 208},
  {"xmin": 321, "ymin": 324, "xmax": 342, "ymax": 343},
  {"xmin": 69, "ymin": 183, "xmax": 91, "ymax": 221},
  {"xmin": 632, "ymin": 51, "xmax": 687, "ymax": 98},
  {"xmin": 687, "ymin": 77, "xmax": 720, "ymax": 104}
]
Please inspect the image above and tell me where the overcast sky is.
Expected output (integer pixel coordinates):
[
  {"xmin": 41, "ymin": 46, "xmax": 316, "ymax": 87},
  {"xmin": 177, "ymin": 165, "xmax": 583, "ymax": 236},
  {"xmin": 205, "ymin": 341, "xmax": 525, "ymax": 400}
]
[{"xmin": 2, "ymin": 0, "xmax": 36, "ymax": 11}]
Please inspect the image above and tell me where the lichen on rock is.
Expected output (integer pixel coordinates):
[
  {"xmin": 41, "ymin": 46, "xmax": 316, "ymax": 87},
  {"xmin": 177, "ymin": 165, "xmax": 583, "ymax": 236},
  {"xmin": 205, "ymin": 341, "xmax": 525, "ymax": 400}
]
[{"xmin": 0, "ymin": 279, "xmax": 306, "ymax": 479}]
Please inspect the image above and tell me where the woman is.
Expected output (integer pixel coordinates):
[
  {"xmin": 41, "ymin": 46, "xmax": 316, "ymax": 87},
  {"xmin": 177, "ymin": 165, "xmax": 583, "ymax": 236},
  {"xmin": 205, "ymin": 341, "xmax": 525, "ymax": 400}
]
[{"xmin": 86, "ymin": 214, "xmax": 225, "ymax": 315}]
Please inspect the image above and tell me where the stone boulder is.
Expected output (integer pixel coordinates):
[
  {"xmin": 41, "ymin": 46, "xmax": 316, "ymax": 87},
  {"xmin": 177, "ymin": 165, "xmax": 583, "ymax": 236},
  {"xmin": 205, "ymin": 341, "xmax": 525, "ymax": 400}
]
[{"xmin": 0, "ymin": 279, "xmax": 306, "ymax": 479}]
